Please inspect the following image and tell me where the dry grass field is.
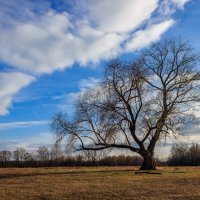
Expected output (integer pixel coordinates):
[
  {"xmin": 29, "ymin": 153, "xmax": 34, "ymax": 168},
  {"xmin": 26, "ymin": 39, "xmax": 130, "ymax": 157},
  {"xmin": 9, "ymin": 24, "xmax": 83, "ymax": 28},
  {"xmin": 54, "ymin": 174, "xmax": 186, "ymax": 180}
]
[{"xmin": 0, "ymin": 166, "xmax": 200, "ymax": 200}]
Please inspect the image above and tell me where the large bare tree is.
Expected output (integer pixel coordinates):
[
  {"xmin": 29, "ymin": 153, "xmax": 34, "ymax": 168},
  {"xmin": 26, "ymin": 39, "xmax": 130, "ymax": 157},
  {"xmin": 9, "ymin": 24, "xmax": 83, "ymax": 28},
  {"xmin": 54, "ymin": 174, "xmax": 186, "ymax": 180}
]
[{"xmin": 51, "ymin": 38, "xmax": 200, "ymax": 170}]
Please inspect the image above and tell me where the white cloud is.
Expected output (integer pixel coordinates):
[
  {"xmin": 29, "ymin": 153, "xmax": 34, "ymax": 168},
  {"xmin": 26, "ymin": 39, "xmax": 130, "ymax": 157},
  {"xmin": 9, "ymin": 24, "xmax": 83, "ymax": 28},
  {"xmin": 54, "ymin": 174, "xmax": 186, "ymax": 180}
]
[
  {"xmin": 87, "ymin": 0, "xmax": 158, "ymax": 33},
  {"xmin": 172, "ymin": 0, "xmax": 191, "ymax": 9},
  {"xmin": 0, "ymin": 72, "xmax": 35, "ymax": 115},
  {"xmin": 0, "ymin": 0, "xmax": 186, "ymax": 75},
  {"xmin": 0, "ymin": 120, "xmax": 48, "ymax": 130},
  {"xmin": 0, "ymin": 11, "xmax": 124, "ymax": 74},
  {"xmin": 156, "ymin": 0, "xmax": 191, "ymax": 21},
  {"xmin": 0, "ymin": 0, "xmax": 191, "ymax": 114},
  {"xmin": 126, "ymin": 20, "xmax": 175, "ymax": 51},
  {"xmin": 0, "ymin": 12, "xmax": 73, "ymax": 74}
]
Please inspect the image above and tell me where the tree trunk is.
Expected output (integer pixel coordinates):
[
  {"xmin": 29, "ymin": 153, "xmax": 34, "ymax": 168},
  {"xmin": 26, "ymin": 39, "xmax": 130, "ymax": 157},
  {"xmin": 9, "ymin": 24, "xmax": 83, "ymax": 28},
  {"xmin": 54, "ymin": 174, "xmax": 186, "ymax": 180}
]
[{"xmin": 140, "ymin": 153, "xmax": 156, "ymax": 170}]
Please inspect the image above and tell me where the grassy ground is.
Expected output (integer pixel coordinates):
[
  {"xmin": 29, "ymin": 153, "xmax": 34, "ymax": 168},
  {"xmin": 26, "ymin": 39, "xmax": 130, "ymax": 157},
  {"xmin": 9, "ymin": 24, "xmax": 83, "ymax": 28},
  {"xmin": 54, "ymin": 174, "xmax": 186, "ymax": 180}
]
[{"xmin": 0, "ymin": 166, "xmax": 200, "ymax": 200}]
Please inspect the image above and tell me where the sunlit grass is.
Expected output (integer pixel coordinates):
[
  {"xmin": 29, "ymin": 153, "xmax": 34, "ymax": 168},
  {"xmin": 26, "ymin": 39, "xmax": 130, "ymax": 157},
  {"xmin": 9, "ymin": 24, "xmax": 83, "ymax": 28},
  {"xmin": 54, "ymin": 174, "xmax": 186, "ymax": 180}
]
[{"xmin": 0, "ymin": 166, "xmax": 200, "ymax": 200}]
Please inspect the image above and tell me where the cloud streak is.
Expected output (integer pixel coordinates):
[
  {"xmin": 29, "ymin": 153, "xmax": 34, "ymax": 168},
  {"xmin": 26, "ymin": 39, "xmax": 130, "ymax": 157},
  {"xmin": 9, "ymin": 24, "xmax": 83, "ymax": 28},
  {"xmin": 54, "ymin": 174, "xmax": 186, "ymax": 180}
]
[
  {"xmin": 0, "ymin": 132, "xmax": 53, "ymax": 151},
  {"xmin": 0, "ymin": 120, "xmax": 49, "ymax": 130},
  {"xmin": 126, "ymin": 19, "xmax": 175, "ymax": 51}
]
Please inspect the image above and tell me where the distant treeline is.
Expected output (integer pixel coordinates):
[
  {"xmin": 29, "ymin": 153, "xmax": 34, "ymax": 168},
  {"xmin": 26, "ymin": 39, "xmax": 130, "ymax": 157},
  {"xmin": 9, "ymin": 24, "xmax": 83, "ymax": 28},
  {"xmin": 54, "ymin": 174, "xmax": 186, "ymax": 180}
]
[
  {"xmin": 0, "ymin": 145, "xmax": 145, "ymax": 167},
  {"xmin": 0, "ymin": 155, "xmax": 144, "ymax": 168},
  {"xmin": 168, "ymin": 143, "xmax": 200, "ymax": 166},
  {"xmin": 0, "ymin": 143, "xmax": 199, "ymax": 167}
]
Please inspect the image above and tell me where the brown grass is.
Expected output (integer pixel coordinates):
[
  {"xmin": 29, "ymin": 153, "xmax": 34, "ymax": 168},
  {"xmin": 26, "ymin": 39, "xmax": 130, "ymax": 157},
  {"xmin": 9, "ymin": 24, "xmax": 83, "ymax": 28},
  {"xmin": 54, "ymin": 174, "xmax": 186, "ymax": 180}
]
[{"xmin": 0, "ymin": 166, "xmax": 200, "ymax": 200}]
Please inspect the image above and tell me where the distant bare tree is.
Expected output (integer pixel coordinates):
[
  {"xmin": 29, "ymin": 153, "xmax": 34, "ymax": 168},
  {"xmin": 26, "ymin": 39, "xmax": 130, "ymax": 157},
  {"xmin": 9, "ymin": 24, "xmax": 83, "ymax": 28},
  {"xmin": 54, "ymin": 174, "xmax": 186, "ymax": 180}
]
[
  {"xmin": 84, "ymin": 148, "xmax": 109, "ymax": 164},
  {"xmin": 189, "ymin": 143, "xmax": 200, "ymax": 165},
  {"xmin": 37, "ymin": 146, "xmax": 49, "ymax": 161},
  {"xmin": 13, "ymin": 147, "xmax": 27, "ymax": 162},
  {"xmin": 50, "ymin": 144, "xmax": 63, "ymax": 161},
  {"xmin": 24, "ymin": 152, "xmax": 34, "ymax": 161},
  {"xmin": 52, "ymin": 38, "xmax": 200, "ymax": 170},
  {"xmin": 83, "ymin": 149, "xmax": 97, "ymax": 164},
  {"xmin": 0, "ymin": 150, "xmax": 12, "ymax": 167}
]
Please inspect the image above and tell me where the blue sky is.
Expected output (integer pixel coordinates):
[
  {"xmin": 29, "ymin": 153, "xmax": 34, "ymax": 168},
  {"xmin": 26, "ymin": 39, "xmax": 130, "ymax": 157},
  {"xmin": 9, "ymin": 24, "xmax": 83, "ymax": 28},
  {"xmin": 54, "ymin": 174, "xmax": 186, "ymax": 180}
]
[{"xmin": 0, "ymin": 0, "xmax": 200, "ymax": 157}]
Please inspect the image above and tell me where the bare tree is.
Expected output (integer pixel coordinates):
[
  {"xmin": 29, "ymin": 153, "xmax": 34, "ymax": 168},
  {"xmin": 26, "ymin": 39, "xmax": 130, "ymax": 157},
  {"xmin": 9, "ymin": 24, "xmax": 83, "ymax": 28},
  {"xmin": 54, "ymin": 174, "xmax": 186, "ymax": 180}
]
[
  {"xmin": 37, "ymin": 146, "xmax": 49, "ymax": 161},
  {"xmin": 50, "ymin": 144, "xmax": 63, "ymax": 162},
  {"xmin": 13, "ymin": 147, "xmax": 27, "ymax": 162},
  {"xmin": 83, "ymin": 149, "xmax": 109, "ymax": 165},
  {"xmin": 51, "ymin": 38, "xmax": 200, "ymax": 170},
  {"xmin": 189, "ymin": 143, "xmax": 200, "ymax": 165},
  {"xmin": 0, "ymin": 150, "xmax": 12, "ymax": 167},
  {"xmin": 83, "ymin": 149, "xmax": 97, "ymax": 164}
]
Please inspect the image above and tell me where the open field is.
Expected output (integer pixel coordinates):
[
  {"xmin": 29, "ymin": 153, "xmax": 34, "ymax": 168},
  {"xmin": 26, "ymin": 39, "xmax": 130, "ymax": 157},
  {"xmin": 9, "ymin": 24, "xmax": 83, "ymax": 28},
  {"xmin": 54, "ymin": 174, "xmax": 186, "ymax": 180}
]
[{"xmin": 0, "ymin": 166, "xmax": 200, "ymax": 200}]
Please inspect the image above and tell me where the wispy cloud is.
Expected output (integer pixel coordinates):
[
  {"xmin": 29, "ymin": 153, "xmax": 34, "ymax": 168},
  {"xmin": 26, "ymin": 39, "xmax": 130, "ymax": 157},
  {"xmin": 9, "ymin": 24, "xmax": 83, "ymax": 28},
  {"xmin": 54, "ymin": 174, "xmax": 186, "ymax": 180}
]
[
  {"xmin": 0, "ymin": 132, "xmax": 54, "ymax": 151},
  {"xmin": 56, "ymin": 77, "xmax": 100, "ymax": 113},
  {"xmin": 0, "ymin": 120, "xmax": 49, "ymax": 130},
  {"xmin": 79, "ymin": 77, "xmax": 100, "ymax": 91},
  {"xmin": 0, "ymin": 140, "xmax": 19, "ymax": 151},
  {"xmin": 126, "ymin": 19, "xmax": 175, "ymax": 51}
]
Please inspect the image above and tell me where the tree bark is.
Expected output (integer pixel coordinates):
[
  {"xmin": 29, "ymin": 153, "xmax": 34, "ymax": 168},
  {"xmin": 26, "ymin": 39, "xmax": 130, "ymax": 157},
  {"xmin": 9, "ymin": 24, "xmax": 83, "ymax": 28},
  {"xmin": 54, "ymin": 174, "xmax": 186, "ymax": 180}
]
[{"xmin": 140, "ymin": 153, "xmax": 156, "ymax": 170}]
